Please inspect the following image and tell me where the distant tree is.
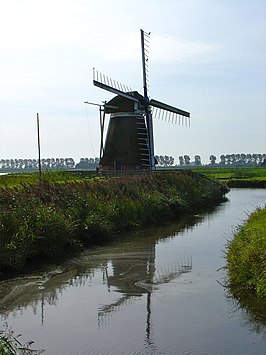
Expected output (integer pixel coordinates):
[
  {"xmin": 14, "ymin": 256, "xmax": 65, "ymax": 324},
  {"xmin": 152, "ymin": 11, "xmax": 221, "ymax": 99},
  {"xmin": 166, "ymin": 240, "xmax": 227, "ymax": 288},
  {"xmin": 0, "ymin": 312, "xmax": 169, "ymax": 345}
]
[
  {"xmin": 209, "ymin": 155, "xmax": 216, "ymax": 165},
  {"xmin": 240, "ymin": 154, "xmax": 246, "ymax": 165},
  {"xmin": 219, "ymin": 155, "xmax": 225, "ymax": 165},
  {"xmin": 10, "ymin": 159, "xmax": 15, "ymax": 169},
  {"xmin": 252, "ymin": 154, "xmax": 258, "ymax": 165},
  {"xmin": 257, "ymin": 154, "xmax": 263, "ymax": 164},
  {"xmin": 75, "ymin": 157, "xmax": 99, "ymax": 169},
  {"xmin": 55, "ymin": 158, "xmax": 60, "ymax": 168},
  {"xmin": 246, "ymin": 154, "xmax": 252, "ymax": 165},
  {"xmin": 169, "ymin": 156, "xmax": 174, "ymax": 166},
  {"xmin": 32, "ymin": 159, "xmax": 37, "ymax": 169},
  {"xmin": 155, "ymin": 155, "xmax": 163, "ymax": 166},
  {"xmin": 225, "ymin": 154, "xmax": 231, "ymax": 165},
  {"xmin": 184, "ymin": 155, "xmax": 190, "ymax": 166},
  {"xmin": 50, "ymin": 158, "xmax": 55, "ymax": 168},
  {"xmin": 164, "ymin": 155, "xmax": 170, "ymax": 166},
  {"xmin": 154, "ymin": 155, "xmax": 174, "ymax": 167},
  {"xmin": 194, "ymin": 155, "xmax": 201, "ymax": 166},
  {"xmin": 179, "ymin": 156, "xmax": 184, "ymax": 166},
  {"xmin": 46, "ymin": 158, "xmax": 51, "ymax": 168},
  {"xmin": 59, "ymin": 158, "xmax": 64, "ymax": 168},
  {"xmin": 231, "ymin": 154, "xmax": 237, "ymax": 165},
  {"xmin": 5, "ymin": 159, "xmax": 10, "ymax": 169},
  {"xmin": 0, "ymin": 159, "xmax": 5, "ymax": 169},
  {"xmin": 65, "ymin": 158, "xmax": 75, "ymax": 168}
]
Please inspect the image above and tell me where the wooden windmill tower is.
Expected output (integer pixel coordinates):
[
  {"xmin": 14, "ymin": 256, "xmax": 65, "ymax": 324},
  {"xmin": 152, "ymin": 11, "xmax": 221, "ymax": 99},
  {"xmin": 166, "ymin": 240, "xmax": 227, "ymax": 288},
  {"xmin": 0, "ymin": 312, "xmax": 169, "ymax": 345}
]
[{"xmin": 91, "ymin": 29, "xmax": 190, "ymax": 172}]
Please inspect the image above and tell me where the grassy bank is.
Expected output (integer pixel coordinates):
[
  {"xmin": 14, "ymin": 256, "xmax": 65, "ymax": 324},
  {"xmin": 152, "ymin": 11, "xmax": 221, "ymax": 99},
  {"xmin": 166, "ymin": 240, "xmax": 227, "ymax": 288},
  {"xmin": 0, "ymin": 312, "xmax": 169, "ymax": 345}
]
[
  {"xmin": 0, "ymin": 170, "xmax": 94, "ymax": 188},
  {"xmin": 226, "ymin": 207, "xmax": 266, "ymax": 298},
  {"xmin": 0, "ymin": 171, "xmax": 228, "ymax": 273},
  {"xmin": 191, "ymin": 166, "xmax": 266, "ymax": 188}
]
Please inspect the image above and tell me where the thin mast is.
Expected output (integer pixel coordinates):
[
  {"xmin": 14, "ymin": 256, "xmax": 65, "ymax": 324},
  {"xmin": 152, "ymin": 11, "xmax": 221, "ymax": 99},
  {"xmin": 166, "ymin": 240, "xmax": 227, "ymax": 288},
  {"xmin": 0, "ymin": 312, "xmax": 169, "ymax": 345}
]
[{"xmin": 37, "ymin": 113, "xmax": 42, "ymax": 179}]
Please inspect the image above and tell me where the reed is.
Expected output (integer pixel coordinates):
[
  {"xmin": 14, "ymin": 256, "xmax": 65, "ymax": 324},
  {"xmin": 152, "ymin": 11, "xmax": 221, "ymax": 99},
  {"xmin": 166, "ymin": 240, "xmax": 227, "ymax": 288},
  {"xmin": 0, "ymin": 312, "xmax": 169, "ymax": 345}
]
[
  {"xmin": 0, "ymin": 324, "xmax": 44, "ymax": 354},
  {"xmin": 0, "ymin": 171, "xmax": 228, "ymax": 272},
  {"xmin": 226, "ymin": 206, "xmax": 266, "ymax": 298}
]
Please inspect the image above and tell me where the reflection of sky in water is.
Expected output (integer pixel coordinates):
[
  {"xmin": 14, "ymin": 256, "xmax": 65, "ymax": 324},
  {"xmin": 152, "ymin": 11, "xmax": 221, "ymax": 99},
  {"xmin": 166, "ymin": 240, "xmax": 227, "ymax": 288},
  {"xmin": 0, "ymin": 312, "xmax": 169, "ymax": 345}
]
[{"xmin": 0, "ymin": 189, "xmax": 266, "ymax": 354}]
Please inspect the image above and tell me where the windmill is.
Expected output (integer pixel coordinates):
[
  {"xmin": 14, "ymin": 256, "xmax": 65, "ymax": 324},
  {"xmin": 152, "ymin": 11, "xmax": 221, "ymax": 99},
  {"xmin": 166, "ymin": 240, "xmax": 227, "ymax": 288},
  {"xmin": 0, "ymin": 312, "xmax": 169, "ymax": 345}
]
[{"xmin": 90, "ymin": 29, "xmax": 190, "ymax": 171}]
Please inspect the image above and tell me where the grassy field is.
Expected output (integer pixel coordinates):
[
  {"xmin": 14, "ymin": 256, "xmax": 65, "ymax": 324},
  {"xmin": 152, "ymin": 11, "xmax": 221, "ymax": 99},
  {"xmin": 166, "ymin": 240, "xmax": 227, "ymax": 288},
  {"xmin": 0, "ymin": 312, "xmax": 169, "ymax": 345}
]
[
  {"xmin": 190, "ymin": 166, "xmax": 266, "ymax": 187},
  {"xmin": 1, "ymin": 166, "xmax": 266, "ymax": 188},
  {"xmin": 226, "ymin": 206, "xmax": 266, "ymax": 298},
  {"xmin": 0, "ymin": 170, "xmax": 99, "ymax": 188}
]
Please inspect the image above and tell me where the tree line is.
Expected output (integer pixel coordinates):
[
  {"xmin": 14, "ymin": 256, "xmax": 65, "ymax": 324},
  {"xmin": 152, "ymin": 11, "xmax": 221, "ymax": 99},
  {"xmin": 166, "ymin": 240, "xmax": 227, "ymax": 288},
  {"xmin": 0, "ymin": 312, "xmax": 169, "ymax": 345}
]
[
  {"xmin": 0, "ymin": 153, "xmax": 265, "ymax": 170},
  {"xmin": 157, "ymin": 153, "xmax": 266, "ymax": 167},
  {"xmin": 0, "ymin": 158, "xmax": 101, "ymax": 170},
  {"xmin": 210, "ymin": 153, "xmax": 266, "ymax": 166},
  {"xmin": 178, "ymin": 153, "xmax": 266, "ymax": 166},
  {"xmin": 0, "ymin": 158, "xmax": 76, "ymax": 170}
]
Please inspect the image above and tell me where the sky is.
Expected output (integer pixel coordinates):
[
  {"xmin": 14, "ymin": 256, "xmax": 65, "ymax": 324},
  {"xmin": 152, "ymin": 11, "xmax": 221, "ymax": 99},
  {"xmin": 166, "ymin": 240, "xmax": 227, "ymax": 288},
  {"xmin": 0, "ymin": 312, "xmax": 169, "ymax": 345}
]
[{"xmin": 0, "ymin": 0, "xmax": 265, "ymax": 165}]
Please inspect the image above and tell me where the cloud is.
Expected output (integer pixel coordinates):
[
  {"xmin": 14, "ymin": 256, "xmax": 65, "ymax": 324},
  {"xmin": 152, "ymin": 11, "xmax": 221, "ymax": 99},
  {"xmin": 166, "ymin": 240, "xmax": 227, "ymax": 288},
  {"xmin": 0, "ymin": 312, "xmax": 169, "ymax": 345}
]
[{"xmin": 150, "ymin": 35, "xmax": 220, "ymax": 64}]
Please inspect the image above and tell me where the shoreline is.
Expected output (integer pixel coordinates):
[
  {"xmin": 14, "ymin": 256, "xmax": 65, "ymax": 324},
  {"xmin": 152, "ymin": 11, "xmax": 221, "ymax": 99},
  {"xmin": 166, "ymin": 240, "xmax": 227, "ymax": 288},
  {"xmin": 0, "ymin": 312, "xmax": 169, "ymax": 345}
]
[
  {"xmin": 0, "ymin": 171, "xmax": 228, "ymax": 274},
  {"xmin": 226, "ymin": 206, "xmax": 266, "ymax": 299}
]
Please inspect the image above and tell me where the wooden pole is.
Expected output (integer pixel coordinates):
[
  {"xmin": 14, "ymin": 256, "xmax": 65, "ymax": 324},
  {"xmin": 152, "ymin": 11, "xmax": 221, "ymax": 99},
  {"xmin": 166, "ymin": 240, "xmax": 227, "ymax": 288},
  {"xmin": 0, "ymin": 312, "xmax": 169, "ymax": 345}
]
[{"xmin": 37, "ymin": 113, "xmax": 42, "ymax": 179}]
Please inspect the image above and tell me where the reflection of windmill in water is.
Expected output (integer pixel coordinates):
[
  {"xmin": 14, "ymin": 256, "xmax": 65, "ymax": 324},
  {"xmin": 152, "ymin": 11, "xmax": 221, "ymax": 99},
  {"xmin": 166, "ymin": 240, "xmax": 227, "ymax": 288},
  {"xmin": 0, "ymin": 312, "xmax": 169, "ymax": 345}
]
[
  {"xmin": 97, "ymin": 239, "xmax": 192, "ymax": 346},
  {"xmin": 98, "ymin": 257, "xmax": 192, "ymax": 323},
  {"xmin": 88, "ymin": 29, "xmax": 190, "ymax": 171}
]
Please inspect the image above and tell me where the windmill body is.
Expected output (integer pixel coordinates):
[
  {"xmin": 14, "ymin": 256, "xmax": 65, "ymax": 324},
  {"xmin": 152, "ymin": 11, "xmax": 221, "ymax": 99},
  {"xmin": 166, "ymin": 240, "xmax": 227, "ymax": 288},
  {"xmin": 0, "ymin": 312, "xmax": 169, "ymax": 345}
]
[
  {"xmin": 100, "ymin": 93, "xmax": 150, "ymax": 171},
  {"xmin": 92, "ymin": 29, "xmax": 190, "ymax": 172}
]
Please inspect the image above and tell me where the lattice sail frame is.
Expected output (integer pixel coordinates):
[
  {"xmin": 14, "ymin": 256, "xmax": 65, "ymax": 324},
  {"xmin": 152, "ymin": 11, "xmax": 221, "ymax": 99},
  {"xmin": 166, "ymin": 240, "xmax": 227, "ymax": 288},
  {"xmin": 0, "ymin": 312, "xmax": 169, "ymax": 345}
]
[
  {"xmin": 92, "ymin": 29, "xmax": 190, "ymax": 170},
  {"xmin": 93, "ymin": 68, "xmax": 190, "ymax": 126}
]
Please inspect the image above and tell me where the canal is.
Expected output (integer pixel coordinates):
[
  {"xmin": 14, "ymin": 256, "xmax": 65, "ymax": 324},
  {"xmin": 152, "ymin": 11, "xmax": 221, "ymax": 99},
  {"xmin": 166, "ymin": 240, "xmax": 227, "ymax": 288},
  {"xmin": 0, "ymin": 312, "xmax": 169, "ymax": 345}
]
[{"xmin": 0, "ymin": 188, "xmax": 266, "ymax": 354}]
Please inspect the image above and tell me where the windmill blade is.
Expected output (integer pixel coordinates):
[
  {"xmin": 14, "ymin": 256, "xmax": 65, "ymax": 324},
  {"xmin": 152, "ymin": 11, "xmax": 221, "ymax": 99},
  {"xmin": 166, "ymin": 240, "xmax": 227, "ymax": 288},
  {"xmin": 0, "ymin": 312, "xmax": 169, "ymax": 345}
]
[
  {"xmin": 140, "ymin": 29, "xmax": 151, "ymax": 96},
  {"xmin": 93, "ymin": 68, "xmax": 140, "ymax": 103},
  {"xmin": 149, "ymin": 99, "xmax": 190, "ymax": 118},
  {"xmin": 93, "ymin": 80, "xmax": 140, "ymax": 103}
]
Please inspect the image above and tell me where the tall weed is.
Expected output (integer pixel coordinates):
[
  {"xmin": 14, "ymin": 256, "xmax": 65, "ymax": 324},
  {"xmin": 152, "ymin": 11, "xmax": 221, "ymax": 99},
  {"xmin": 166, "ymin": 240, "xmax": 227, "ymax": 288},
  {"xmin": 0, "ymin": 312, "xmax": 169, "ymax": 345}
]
[{"xmin": 0, "ymin": 172, "xmax": 228, "ymax": 271}]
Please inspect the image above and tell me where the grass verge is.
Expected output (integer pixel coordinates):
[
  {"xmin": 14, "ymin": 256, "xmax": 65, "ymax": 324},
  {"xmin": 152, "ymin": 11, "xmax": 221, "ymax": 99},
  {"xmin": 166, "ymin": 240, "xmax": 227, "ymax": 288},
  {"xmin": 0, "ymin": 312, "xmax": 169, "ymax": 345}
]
[
  {"xmin": 226, "ymin": 206, "xmax": 266, "ymax": 298},
  {"xmin": 0, "ymin": 171, "xmax": 228, "ymax": 273}
]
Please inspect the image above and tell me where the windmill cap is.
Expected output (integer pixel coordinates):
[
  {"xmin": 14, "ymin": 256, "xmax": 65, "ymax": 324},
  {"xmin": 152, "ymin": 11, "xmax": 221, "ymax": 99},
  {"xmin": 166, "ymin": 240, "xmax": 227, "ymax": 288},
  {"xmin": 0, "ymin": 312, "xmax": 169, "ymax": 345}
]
[{"xmin": 105, "ymin": 91, "xmax": 144, "ymax": 114}]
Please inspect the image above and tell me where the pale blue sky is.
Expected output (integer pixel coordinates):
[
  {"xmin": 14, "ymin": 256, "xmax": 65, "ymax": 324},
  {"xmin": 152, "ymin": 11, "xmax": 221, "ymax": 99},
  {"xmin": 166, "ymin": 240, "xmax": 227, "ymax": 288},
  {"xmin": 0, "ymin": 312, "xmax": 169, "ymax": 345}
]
[{"xmin": 0, "ymin": 0, "xmax": 265, "ymax": 164}]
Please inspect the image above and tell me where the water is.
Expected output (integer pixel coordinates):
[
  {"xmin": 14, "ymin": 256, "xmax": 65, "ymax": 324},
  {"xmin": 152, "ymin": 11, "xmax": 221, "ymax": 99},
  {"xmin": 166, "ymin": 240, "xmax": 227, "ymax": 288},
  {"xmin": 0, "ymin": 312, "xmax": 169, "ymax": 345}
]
[{"xmin": 0, "ymin": 189, "xmax": 266, "ymax": 354}]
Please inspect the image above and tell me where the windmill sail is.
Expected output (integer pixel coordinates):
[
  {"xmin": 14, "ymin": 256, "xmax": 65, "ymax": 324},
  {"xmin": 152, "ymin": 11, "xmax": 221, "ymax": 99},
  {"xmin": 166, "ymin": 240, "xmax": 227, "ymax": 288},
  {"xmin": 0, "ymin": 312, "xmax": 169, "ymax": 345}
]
[
  {"xmin": 149, "ymin": 99, "xmax": 190, "ymax": 117},
  {"xmin": 93, "ymin": 79, "xmax": 140, "ymax": 104},
  {"xmin": 90, "ymin": 30, "xmax": 190, "ymax": 172},
  {"xmin": 140, "ymin": 29, "xmax": 155, "ymax": 170}
]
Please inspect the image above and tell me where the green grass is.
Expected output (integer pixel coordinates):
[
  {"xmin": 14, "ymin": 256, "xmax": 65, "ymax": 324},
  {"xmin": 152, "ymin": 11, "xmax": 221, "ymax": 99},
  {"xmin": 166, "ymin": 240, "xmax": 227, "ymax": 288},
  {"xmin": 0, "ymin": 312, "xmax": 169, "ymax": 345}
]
[
  {"xmin": 190, "ymin": 167, "xmax": 266, "ymax": 187},
  {"xmin": 226, "ymin": 206, "xmax": 266, "ymax": 298},
  {"xmin": 0, "ymin": 171, "xmax": 228, "ymax": 272},
  {"xmin": 0, "ymin": 170, "xmax": 96, "ymax": 188},
  {"xmin": 1, "ymin": 167, "xmax": 266, "ymax": 188}
]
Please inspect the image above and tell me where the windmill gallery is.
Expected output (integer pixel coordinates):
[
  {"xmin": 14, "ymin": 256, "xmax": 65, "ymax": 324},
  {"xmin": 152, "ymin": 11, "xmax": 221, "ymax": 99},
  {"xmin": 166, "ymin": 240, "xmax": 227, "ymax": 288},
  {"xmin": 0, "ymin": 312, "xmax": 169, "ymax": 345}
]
[{"xmin": 86, "ymin": 29, "xmax": 190, "ymax": 172}]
